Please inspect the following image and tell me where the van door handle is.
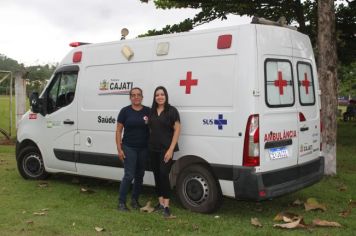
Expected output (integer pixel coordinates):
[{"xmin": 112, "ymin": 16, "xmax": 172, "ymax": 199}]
[
  {"xmin": 300, "ymin": 127, "xmax": 309, "ymax": 132},
  {"xmin": 63, "ymin": 119, "xmax": 74, "ymax": 125}
]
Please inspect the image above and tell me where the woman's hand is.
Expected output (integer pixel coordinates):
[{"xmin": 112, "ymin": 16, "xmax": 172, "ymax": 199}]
[
  {"xmin": 164, "ymin": 149, "xmax": 173, "ymax": 163},
  {"xmin": 118, "ymin": 149, "xmax": 125, "ymax": 161}
]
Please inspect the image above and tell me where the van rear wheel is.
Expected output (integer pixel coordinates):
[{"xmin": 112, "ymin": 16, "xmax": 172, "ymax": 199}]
[
  {"xmin": 176, "ymin": 164, "xmax": 222, "ymax": 213},
  {"xmin": 17, "ymin": 146, "xmax": 49, "ymax": 180}
]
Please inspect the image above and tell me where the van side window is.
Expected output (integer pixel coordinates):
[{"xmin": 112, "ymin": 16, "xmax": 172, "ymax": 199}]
[
  {"xmin": 46, "ymin": 70, "xmax": 78, "ymax": 114},
  {"xmin": 297, "ymin": 62, "xmax": 315, "ymax": 105},
  {"xmin": 265, "ymin": 59, "xmax": 294, "ymax": 107}
]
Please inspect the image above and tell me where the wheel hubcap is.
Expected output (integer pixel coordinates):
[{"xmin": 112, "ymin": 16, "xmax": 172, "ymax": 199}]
[
  {"xmin": 23, "ymin": 153, "xmax": 44, "ymax": 178},
  {"xmin": 183, "ymin": 175, "xmax": 209, "ymax": 206}
]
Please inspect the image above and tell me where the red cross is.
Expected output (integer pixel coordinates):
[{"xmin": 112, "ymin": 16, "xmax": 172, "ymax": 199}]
[
  {"xmin": 180, "ymin": 71, "xmax": 198, "ymax": 94},
  {"xmin": 274, "ymin": 71, "xmax": 288, "ymax": 95},
  {"xmin": 301, "ymin": 73, "xmax": 310, "ymax": 94}
]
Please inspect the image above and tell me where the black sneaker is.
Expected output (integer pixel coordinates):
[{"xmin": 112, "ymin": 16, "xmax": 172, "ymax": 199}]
[
  {"xmin": 163, "ymin": 207, "xmax": 172, "ymax": 218},
  {"xmin": 118, "ymin": 203, "xmax": 130, "ymax": 212},
  {"xmin": 130, "ymin": 199, "xmax": 142, "ymax": 209},
  {"xmin": 153, "ymin": 203, "xmax": 164, "ymax": 212}
]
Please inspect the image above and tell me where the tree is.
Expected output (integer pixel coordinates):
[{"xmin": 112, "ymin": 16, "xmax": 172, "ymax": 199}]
[
  {"xmin": 140, "ymin": 0, "xmax": 355, "ymax": 65},
  {"xmin": 338, "ymin": 62, "xmax": 356, "ymax": 98},
  {"xmin": 0, "ymin": 53, "xmax": 56, "ymax": 95},
  {"xmin": 318, "ymin": 0, "xmax": 338, "ymax": 175},
  {"xmin": 141, "ymin": 0, "xmax": 347, "ymax": 174}
]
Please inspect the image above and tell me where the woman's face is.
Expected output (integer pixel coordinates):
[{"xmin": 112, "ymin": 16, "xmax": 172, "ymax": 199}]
[
  {"xmin": 130, "ymin": 89, "xmax": 143, "ymax": 106},
  {"xmin": 155, "ymin": 89, "xmax": 166, "ymax": 106}
]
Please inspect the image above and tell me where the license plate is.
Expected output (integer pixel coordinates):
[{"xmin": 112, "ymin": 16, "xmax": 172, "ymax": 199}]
[{"xmin": 269, "ymin": 147, "xmax": 288, "ymax": 160}]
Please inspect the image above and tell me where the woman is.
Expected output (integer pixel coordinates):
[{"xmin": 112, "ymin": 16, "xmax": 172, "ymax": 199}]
[
  {"xmin": 116, "ymin": 87, "xmax": 150, "ymax": 211},
  {"xmin": 149, "ymin": 86, "xmax": 181, "ymax": 218}
]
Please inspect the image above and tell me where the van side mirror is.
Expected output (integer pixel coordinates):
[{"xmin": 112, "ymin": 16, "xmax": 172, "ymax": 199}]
[
  {"xmin": 30, "ymin": 92, "xmax": 40, "ymax": 113},
  {"xmin": 30, "ymin": 92, "xmax": 46, "ymax": 115}
]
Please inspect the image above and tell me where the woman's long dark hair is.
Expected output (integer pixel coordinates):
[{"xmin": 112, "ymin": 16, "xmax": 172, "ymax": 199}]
[{"xmin": 151, "ymin": 86, "xmax": 170, "ymax": 115}]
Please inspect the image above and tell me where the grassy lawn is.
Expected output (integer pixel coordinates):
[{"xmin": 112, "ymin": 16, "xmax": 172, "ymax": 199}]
[
  {"xmin": 0, "ymin": 95, "xmax": 16, "ymax": 138},
  {"xmin": 0, "ymin": 95, "xmax": 29, "ymax": 140},
  {"xmin": 0, "ymin": 123, "xmax": 355, "ymax": 235}
]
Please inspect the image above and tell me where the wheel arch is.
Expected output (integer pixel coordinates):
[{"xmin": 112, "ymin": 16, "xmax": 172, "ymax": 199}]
[
  {"xmin": 16, "ymin": 139, "xmax": 40, "ymax": 161},
  {"xmin": 171, "ymin": 155, "xmax": 221, "ymax": 191}
]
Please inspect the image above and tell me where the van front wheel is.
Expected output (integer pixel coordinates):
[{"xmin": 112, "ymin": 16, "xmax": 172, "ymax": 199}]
[
  {"xmin": 17, "ymin": 146, "xmax": 48, "ymax": 180},
  {"xmin": 176, "ymin": 164, "xmax": 222, "ymax": 213}
]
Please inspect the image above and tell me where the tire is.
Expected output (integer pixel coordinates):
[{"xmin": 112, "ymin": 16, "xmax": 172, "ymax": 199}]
[
  {"xmin": 176, "ymin": 164, "xmax": 222, "ymax": 213},
  {"xmin": 17, "ymin": 146, "xmax": 49, "ymax": 180}
]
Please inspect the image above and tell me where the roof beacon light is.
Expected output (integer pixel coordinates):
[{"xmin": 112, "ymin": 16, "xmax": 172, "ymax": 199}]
[{"xmin": 69, "ymin": 42, "xmax": 90, "ymax": 47}]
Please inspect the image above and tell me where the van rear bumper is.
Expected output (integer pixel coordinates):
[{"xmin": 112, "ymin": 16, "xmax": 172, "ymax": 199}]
[{"xmin": 233, "ymin": 156, "xmax": 324, "ymax": 200}]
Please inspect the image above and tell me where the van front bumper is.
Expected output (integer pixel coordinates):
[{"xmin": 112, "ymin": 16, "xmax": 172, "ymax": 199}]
[{"xmin": 233, "ymin": 156, "xmax": 324, "ymax": 201}]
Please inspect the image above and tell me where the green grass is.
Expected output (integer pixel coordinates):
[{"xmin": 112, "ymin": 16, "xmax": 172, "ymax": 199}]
[
  {"xmin": 0, "ymin": 95, "xmax": 16, "ymax": 137},
  {"xmin": 1, "ymin": 123, "xmax": 356, "ymax": 235},
  {"xmin": 0, "ymin": 95, "xmax": 29, "ymax": 139}
]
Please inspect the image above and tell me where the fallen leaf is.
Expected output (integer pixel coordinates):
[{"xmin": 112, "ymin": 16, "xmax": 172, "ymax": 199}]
[
  {"xmin": 349, "ymin": 200, "xmax": 356, "ymax": 208},
  {"xmin": 274, "ymin": 212, "xmax": 301, "ymax": 222},
  {"xmin": 72, "ymin": 222, "xmax": 76, "ymax": 226},
  {"xmin": 292, "ymin": 199, "xmax": 304, "ymax": 206},
  {"xmin": 312, "ymin": 219, "xmax": 341, "ymax": 227},
  {"xmin": 273, "ymin": 218, "xmax": 304, "ymax": 229},
  {"xmin": 33, "ymin": 212, "xmax": 47, "ymax": 216},
  {"xmin": 339, "ymin": 208, "xmax": 351, "ymax": 218},
  {"xmin": 80, "ymin": 188, "xmax": 95, "ymax": 194},
  {"xmin": 338, "ymin": 184, "xmax": 347, "ymax": 192},
  {"xmin": 95, "ymin": 226, "xmax": 105, "ymax": 232},
  {"xmin": 165, "ymin": 214, "xmax": 177, "ymax": 219},
  {"xmin": 26, "ymin": 220, "xmax": 34, "ymax": 224},
  {"xmin": 304, "ymin": 198, "xmax": 326, "ymax": 211},
  {"xmin": 251, "ymin": 218, "xmax": 262, "ymax": 227},
  {"xmin": 140, "ymin": 201, "xmax": 154, "ymax": 213},
  {"xmin": 192, "ymin": 224, "xmax": 199, "ymax": 230},
  {"xmin": 38, "ymin": 182, "xmax": 48, "ymax": 188},
  {"xmin": 214, "ymin": 215, "xmax": 220, "ymax": 219}
]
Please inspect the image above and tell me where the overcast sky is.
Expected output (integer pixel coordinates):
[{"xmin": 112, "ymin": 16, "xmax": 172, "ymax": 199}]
[{"xmin": 0, "ymin": 0, "xmax": 251, "ymax": 66}]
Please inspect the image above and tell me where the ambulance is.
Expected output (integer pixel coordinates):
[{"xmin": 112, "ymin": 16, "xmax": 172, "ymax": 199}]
[{"xmin": 16, "ymin": 21, "xmax": 324, "ymax": 213}]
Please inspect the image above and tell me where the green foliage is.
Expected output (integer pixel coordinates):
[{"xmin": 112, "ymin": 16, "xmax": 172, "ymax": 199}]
[
  {"xmin": 26, "ymin": 65, "xmax": 56, "ymax": 94},
  {"xmin": 141, "ymin": 0, "xmax": 355, "ymax": 65},
  {"xmin": 0, "ymin": 53, "xmax": 56, "ymax": 95},
  {"xmin": 338, "ymin": 62, "xmax": 356, "ymax": 97},
  {"xmin": 139, "ymin": 19, "xmax": 193, "ymax": 37}
]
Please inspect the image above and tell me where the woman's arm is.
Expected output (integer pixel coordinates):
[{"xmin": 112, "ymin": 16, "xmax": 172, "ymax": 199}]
[
  {"xmin": 116, "ymin": 123, "xmax": 125, "ymax": 161},
  {"xmin": 164, "ymin": 121, "xmax": 181, "ymax": 162}
]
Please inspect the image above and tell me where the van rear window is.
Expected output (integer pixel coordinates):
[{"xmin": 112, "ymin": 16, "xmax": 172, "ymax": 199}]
[
  {"xmin": 297, "ymin": 62, "xmax": 315, "ymax": 105},
  {"xmin": 264, "ymin": 59, "xmax": 294, "ymax": 107}
]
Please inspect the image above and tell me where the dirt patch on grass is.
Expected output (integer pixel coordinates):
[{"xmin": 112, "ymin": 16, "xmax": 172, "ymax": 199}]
[{"xmin": 0, "ymin": 138, "xmax": 15, "ymax": 145}]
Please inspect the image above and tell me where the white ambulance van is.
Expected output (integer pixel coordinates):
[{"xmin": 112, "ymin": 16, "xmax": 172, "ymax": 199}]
[{"xmin": 16, "ymin": 22, "xmax": 324, "ymax": 213}]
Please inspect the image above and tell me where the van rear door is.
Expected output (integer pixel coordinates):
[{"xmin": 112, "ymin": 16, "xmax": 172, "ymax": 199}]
[
  {"xmin": 295, "ymin": 60, "xmax": 320, "ymax": 164},
  {"xmin": 256, "ymin": 25, "xmax": 299, "ymax": 173},
  {"xmin": 259, "ymin": 58, "xmax": 299, "ymax": 172}
]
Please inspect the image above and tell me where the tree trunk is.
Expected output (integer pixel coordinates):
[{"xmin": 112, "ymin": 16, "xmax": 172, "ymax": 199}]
[{"xmin": 317, "ymin": 0, "xmax": 338, "ymax": 175}]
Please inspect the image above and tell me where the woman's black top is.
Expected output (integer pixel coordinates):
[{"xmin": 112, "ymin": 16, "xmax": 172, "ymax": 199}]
[{"xmin": 148, "ymin": 105, "xmax": 180, "ymax": 152}]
